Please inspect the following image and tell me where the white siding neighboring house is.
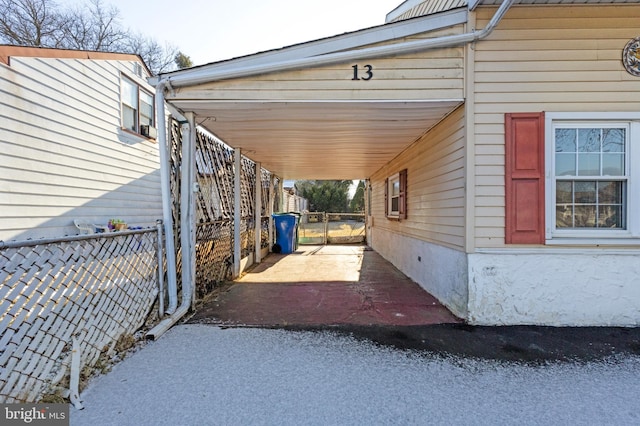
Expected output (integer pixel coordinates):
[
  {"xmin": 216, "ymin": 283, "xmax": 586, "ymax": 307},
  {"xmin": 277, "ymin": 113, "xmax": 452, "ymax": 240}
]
[
  {"xmin": 0, "ymin": 46, "xmax": 163, "ymax": 241},
  {"xmin": 283, "ymin": 187, "xmax": 308, "ymax": 213}
]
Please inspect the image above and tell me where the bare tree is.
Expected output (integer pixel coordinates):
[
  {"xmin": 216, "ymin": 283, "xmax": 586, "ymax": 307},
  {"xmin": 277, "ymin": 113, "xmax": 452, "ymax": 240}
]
[
  {"xmin": 0, "ymin": 0, "xmax": 62, "ymax": 46},
  {"xmin": 59, "ymin": 0, "xmax": 127, "ymax": 51},
  {"xmin": 0, "ymin": 0, "xmax": 186, "ymax": 75},
  {"xmin": 123, "ymin": 32, "xmax": 178, "ymax": 75}
]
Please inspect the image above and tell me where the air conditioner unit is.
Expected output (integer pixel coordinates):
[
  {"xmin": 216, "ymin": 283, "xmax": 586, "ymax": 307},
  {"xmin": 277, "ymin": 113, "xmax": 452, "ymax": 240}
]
[{"xmin": 141, "ymin": 125, "xmax": 157, "ymax": 139}]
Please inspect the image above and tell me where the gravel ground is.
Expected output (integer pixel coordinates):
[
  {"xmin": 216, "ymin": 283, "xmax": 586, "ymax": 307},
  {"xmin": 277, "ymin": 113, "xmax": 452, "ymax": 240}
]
[{"xmin": 71, "ymin": 324, "xmax": 640, "ymax": 426}]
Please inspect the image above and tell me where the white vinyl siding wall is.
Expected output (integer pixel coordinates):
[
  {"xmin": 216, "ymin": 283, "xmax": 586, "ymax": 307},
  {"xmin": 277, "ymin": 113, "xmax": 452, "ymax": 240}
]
[
  {"xmin": 472, "ymin": 4, "xmax": 640, "ymax": 248},
  {"xmin": 371, "ymin": 105, "xmax": 466, "ymax": 250},
  {"xmin": 0, "ymin": 56, "xmax": 162, "ymax": 241}
]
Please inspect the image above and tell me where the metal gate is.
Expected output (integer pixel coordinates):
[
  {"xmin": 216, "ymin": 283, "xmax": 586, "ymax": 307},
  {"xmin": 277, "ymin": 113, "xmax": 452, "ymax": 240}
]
[{"xmin": 297, "ymin": 212, "xmax": 365, "ymax": 245}]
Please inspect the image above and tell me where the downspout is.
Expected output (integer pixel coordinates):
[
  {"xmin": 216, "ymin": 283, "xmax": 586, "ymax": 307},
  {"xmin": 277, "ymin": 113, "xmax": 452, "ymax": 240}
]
[
  {"xmin": 146, "ymin": 82, "xmax": 193, "ymax": 340},
  {"xmin": 153, "ymin": 1, "xmax": 514, "ymax": 89},
  {"xmin": 153, "ymin": 82, "xmax": 178, "ymax": 315}
]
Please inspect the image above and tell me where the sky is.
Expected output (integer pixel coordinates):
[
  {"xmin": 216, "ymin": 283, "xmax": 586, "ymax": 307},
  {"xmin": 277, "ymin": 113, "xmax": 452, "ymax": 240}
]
[{"xmin": 61, "ymin": 0, "xmax": 404, "ymax": 66}]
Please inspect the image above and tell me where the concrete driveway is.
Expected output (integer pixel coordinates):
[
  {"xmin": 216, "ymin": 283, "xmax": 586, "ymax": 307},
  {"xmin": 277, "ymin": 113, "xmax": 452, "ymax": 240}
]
[{"xmin": 190, "ymin": 245, "xmax": 461, "ymax": 327}]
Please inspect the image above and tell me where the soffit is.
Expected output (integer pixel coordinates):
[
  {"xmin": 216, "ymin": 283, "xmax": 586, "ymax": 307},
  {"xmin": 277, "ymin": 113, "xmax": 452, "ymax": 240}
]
[{"xmin": 182, "ymin": 100, "xmax": 462, "ymax": 180}]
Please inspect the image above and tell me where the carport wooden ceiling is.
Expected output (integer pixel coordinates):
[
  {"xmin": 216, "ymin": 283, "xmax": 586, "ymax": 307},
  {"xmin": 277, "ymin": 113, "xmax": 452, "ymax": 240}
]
[{"xmin": 175, "ymin": 100, "xmax": 462, "ymax": 180}]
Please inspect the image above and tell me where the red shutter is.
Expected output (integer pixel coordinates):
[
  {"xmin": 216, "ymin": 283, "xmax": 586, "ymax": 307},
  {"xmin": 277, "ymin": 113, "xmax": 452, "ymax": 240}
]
[
  {"xmin": 384, "ymin": 178, "xmax": 389, "ymax": 217},
  {"xmin": 399, "ymin": 169, "xmax": 407, "ymax": 220},
  {"xmin": 505, "ymin": 113, "xmax": 545, "ymax": 244}
]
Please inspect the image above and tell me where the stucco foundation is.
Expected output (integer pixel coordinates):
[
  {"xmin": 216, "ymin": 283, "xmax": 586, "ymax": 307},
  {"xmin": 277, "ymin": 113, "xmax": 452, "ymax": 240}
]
[{"xmin": 468, "ymin": 250, "xmax": 640, "ymax": 326}]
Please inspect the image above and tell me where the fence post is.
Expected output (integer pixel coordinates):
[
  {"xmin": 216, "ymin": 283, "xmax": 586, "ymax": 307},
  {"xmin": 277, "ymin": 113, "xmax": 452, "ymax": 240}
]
[
  {"xmin": 156, "ymin": 219, "xmax": 165, "ymax": 317},
  {"xmin": 324, "ymin": 212, "xmax": 328, "ymax": 245}
]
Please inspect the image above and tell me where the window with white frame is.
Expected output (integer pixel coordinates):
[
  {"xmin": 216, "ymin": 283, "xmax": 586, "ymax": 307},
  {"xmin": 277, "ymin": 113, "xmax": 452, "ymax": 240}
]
[
  {"xmin": 546, "ymin": 113, "xmax": 639, "ymax": 241},
  {"xmin": 385, "ymin": 169, "xmax": 407, "ymax": 220},
  {"xmin": 121, "ymin": 76, "xmax": 155, "ymax": 137},
  {"xmin": 388, "ymin": 172, "xmax": 401, "ymax": 217}
]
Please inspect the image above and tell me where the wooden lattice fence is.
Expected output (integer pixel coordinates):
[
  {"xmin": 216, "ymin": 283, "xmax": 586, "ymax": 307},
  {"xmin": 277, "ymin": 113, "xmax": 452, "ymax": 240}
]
[
  {"xmin": 0, "ymin": 228, "xmax": 163, "ymax": 402},
  {"xmin": 170, "ymin": 120, "xmax": 278, "ymax": 297}
]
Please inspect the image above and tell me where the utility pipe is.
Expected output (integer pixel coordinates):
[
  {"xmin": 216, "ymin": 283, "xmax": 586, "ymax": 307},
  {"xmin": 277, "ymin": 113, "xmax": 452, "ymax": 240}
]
[
  {"xmin": 155, "ymin": 219, "xmax": 165, "ymax": 317},
  {"xmin": 146, "ymin": 87, "xmax": 196, "ymax": 340},
  {"xmin": 153, "ymin": 83, "xmax": 178, "ymax": 315},
  {"xmin": 153, "ymin": 1, "xmax": 514, "ymax": 90},
  {"xmin": 147, "ymin": 116, "xmax": 196, "ymax": 340}
]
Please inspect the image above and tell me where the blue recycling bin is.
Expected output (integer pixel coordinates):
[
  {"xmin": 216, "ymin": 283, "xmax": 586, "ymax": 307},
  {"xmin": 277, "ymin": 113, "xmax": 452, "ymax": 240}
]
[{"xmin": 272, "ymin": 213, "xmax": 299, "ymax": 254}]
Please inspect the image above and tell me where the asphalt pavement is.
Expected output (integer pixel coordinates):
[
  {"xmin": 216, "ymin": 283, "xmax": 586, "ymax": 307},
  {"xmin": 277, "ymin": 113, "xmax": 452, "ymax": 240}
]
[
  {"xmin": 70, "ymin": 324, "xmax": 640, "ymax": 426},
  {"xmin": 283, "ymin": 322, "xmax": 640, "ymax": 362}
]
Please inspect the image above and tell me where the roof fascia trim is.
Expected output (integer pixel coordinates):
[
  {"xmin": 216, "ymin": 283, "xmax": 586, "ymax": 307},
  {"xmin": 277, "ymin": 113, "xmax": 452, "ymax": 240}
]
[
  {"xmin": 150, "ymin": 8, "xmax": 467, "ymax": 85},
  {"xmin": 0, "ymin": 45, "xmax": 148, "ymax": 73}
]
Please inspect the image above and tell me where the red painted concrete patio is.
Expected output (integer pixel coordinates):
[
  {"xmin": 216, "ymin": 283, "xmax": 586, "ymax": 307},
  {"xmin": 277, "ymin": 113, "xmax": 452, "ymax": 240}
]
[{"xmin": 190, "ymin": 245, "xmax": 462, "ymax": 327}]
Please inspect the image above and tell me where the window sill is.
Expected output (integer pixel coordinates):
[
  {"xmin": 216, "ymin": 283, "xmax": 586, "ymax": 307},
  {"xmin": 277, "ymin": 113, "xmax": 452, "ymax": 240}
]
[
  {"xmin": 120, "ymin": 127, "xmax": 157, "ymax": 142},
  {"xmin": 545, "ymin": 238, "xmax": 640, "ymax": 247}
]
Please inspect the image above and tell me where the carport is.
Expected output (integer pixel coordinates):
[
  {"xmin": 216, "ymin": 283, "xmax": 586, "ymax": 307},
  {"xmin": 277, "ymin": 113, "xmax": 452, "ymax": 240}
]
[{"xmin": 147, "ymin": 2, "xmax": 514, "ymax": 336}]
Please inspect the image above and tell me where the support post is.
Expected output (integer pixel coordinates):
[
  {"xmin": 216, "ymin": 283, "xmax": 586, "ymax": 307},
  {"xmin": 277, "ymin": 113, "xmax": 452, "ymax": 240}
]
[
  {"xmin": 233, "ymin": 148, "xmax": 242, "ymax": 278},
  {"xmin": 254, "ymin": 162, "xmax": 262, "ymax": 264},
  {"xmin": 268, "ymin": 175, "xmax": 275, "ymax": 252},
  {"xmin": 278, "ymin": 178, "xmax": 284, "ymax": 212},
  {"xmin": 182, "ymin": 113, "xmax": 197, "ymax": 308}
]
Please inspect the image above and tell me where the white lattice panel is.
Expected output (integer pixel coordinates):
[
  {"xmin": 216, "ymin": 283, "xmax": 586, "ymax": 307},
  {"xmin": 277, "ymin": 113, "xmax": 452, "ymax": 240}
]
[{"xmin": 0, "ymin": 230, "xmax": 161, "ymax": 402}]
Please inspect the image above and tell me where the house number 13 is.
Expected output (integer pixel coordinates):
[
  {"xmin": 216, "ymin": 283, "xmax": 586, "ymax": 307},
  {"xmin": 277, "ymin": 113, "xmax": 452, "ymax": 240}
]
[{"xmin": 352, "ymin": 64, "xmax": 373, "ymax": 81}]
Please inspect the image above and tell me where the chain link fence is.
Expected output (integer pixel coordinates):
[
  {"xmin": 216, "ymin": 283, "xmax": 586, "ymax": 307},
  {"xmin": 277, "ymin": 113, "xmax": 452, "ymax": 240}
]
[{"xmin": 0, "ymin": 227, "xmax": 163, "ymax": 403}]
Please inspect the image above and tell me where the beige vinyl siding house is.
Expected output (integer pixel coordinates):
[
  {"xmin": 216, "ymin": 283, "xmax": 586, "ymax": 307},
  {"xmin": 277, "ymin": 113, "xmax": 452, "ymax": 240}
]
[
  {"xmin": 0, "ymin": 47, "xmax": 163, "ymax": 241},
  {"xmin": 472, "ymin": 4, "xmax": 640, "ymax": 248},
  {"xmin": 152, "ymin": 0, "xmax": 640, "ymax": 326},
  {"xmin": 466, "ymin": 4, "xmax": 640, "ymax": 325}
]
